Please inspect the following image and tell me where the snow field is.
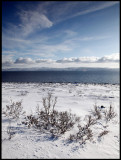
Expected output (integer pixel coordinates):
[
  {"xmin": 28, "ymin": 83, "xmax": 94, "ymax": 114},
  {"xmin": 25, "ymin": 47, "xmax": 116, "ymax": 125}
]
[{"xmin": 2, "ymin": 83, "xmax": 119, "ymax": 158}]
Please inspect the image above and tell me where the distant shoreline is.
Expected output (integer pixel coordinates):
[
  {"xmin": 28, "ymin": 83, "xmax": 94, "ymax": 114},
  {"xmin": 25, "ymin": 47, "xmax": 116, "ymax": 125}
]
[{"xmin": 2, "ymin": 67, "xmax": 119, "ymax": 72}]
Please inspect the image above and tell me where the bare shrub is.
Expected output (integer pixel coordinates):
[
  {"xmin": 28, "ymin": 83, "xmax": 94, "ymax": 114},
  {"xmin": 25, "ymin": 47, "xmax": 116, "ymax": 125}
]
[
  {"xmin": 91, "ymin": 104, "xmax": 102, "ymax": 120},
  {"xmin": 68, "ymin": 122, "xmax": 93, "ymax": 145},
  {"xmin": 25, "ymin": 115, "xmax": 39, "ymax": 129},
  {"xmin": 3, "ymin": 100, "xmax": 25, "ymax": 120},
  {"xmin": 41, "ymin": 93, "xmax": 57, "ymax": 127},
  {"xmin": 25, "ymin": 108, "xmax": 80, "ymax": 137},
  {"xmin": 21, "ymin": 93, "xmax": 116, "ymax": 144},
  {"xmin": 85, "ymin": 115, "xmax": 97, "ymax": 128},
  {"xmin": 69, "ymin": 134, "xmax": 76, "ymax": 141},
  {"xmin": 52, "ymin": 111, "xmax": 80, "ymax": 136},
  {"xmin": 77, "ymin": 124, "xmax": 93, "ymax": 143},
  {"xmin": 24, "ymin": 93, "xmax": 80, "ymax": 137},
  {"xmin": 104, "ymin": 105, "xmax": 117, "ymax": 122},
  {"xmin": 3, "ymin": 100, "xmax": 25, "ymax": 140},
  {"xmin": 98, "ymin": 130, "xmax": 109, "ymax": 138},
  {"xmin": 7, "ymin": 121, "xmax": 15, "ymax": 140}
]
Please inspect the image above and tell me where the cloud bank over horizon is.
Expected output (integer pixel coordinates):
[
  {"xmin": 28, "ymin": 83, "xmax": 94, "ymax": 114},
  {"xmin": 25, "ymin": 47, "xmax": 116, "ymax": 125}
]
[{"xmin": 2, "ymin": 53, "xmax": 119, "ymax": 70}]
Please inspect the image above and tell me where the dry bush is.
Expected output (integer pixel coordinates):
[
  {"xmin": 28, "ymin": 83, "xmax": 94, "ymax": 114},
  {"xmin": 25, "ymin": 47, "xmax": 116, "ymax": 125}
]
[
  {"xmin": 76, "ymin": 124, "xmax": 93, "ymax": 143},
  {"xmin": 25, "ymin": 108, "xmax": 80, "ymax": 137},
  {"xmin": 7, "ymin": 121, "xmax": 15, "ymax": 140},
  {"xmin": 85, "ymin": 115, "xmax": 97, "ymax": 128},
  {"xmin": 69, "ymin": 134, "xmax": 77, "ymax": 141},
  {"xmin": 98, "ymin": 130, "xmax": 109, "ymax": 138},
  {"xmin": 22, "ymin": 94, "xmax": 116, "ymax": 144},
  {"xmin": 24, "ymin": 115, "xmax": 39, "ymax": 129},
  {"xmin": 50, "ymin": 111, "xmax": 80, "ymax": 136},
  {"xmin": 69, "ymin": 124, "xmax": 93, "ymax": 145},
  {"xmin": 3, "ymin": 100, "xmax": 25, "ymax": 140},
  {"xmin": 68, "ymin": 114, "xmax": 94, "ymax": 144},
  {"xmin": 91, "ymin": 104, "xmax": 102, "ymax": 120},
  {"xmin": 42, "ymin": 93, "xmax": 57, "ymax": 119},
  {"xmin": 104, "ymin": 105, "xmax": 117, "ymax": 122},
  {"xmin": 24, "ymin": 93, "xmax": 80, "ymax": 137},
  {"xmin": 3, "ymin": 100, "xmax": 25, "ymax": 120}
]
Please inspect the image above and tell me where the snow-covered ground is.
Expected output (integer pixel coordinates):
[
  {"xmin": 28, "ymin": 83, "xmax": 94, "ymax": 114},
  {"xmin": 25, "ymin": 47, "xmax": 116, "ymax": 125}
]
[{"xmin": 2, "ymin": 83, "xmax": 119, "ymax": 159}]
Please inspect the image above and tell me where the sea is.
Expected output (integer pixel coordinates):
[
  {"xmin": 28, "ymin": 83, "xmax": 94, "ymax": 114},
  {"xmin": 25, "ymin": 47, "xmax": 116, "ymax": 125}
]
[{"xmin": 2, "ymin": 69, "xmax": 119, "ymax": 84}]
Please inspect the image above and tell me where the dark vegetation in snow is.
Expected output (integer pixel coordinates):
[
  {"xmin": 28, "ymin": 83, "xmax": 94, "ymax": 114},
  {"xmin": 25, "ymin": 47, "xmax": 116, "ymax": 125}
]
[{"xmin": 2, "ymin": 93, "xmax": 117, "ymax": 145}]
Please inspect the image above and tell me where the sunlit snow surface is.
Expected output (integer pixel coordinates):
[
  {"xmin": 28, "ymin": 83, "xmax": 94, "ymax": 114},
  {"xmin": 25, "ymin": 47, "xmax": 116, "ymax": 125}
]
[{"xmin": 2, "ymin": 83, "xmax": 119, "ymax": 159}]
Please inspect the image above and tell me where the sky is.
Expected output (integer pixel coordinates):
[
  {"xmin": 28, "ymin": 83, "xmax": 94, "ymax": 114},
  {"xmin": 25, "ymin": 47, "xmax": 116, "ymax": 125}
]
[{"xmin": 2, "ymin": 1, "xmax": 120, "ymax": 70}]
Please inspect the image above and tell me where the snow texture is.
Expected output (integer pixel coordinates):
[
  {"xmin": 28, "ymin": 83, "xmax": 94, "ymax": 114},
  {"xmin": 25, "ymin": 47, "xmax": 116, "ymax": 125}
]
[{"xmin": 2, "ymin": 83, "xmax": 119, "ymax": 159}]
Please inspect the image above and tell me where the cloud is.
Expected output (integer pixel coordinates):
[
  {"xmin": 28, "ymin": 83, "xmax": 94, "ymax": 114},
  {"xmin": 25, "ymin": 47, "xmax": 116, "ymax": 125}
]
[
  {"xmin": 2, "ymin": 51, "xmax": 17, "ymax": 54},
  {"xmin": 66, "ymin": 1, "xmax": 119, "ymax": 20},
  {"xmin": 2, "ymin": 29, "xmax": 73, "ymax": 58},
  {"xmin": 2, "ymin": 33, "xmax": 32, "ymax": 49},
  {"xmin": 40, "ymin": 1, "xmax": 119, "ymax": 23},
  {"xmin": 15, "ymin": 57, "xmax": 35, "ymax": 64},
  {"xmin": 2, "ymin": 54, "xmax": 119, "ymax": 70},
  {"xmin": 2, "ymin": 61, "xmax": 13, "ymax": 67},
  {"xmin": 2, "ymin": 55, "xmax": 14, "ymax": 63},
  {"xmin": 18, "ymin": 10, "xmax": 53, "ymax": 36},
  {"xmin": 2, "ymin": 54, "xmax": 14, "ymax": 68},
  {"xmin": 2, "ymin": 9, "xmax": 53, "ymax": 40},
  {"xmin": 97, "ymin": 53, "xmax": 119, "ymax": 63},
  {"xmin": 2, "ymin": 1, "xmax": 118, "ymax": 60},
  {"xmin": 57, "ymin": 57, "xmax": 98, "ymax": 63},
  {"xmin": 4, "ymin": 1, "xmax": 117, "ymax": 38},
  {"xmin": 57, "ymin": 54, "xmax": 119, "ymax": 64},
  {"xmin": 2, "ymin": 1, "xmax": 119, "ymax": 70},
  {"xmin": 36, "ymin": 59, "xmax": 55, "ymax": 63}
]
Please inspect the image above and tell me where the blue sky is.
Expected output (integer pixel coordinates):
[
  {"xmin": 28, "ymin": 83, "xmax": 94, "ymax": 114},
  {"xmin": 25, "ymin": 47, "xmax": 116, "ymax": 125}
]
[{"xmin": 2, "ymin": 1, "xmax": 119, "ymax": 70}]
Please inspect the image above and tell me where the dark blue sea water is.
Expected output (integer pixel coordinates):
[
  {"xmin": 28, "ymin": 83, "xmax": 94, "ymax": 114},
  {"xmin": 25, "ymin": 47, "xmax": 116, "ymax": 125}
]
[{"xmin": 2, "ymin": 70, "xmax": 119, "ymax": 84}]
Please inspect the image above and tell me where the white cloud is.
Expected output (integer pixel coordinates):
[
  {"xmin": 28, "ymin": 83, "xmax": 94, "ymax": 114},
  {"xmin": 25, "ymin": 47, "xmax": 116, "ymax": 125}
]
[
  {"xmin": 63, "ymin": 30, "xmax": 77, "ymax": 38},
  {"xmin": 97, "ymin": 53, "xmax": 119, "ymax": 63},
  {"xmin": 6, "ymin": 1, "xmax": 117, "ymax": 38},
  {"xmin": 2, "ymin": 51, "xmax": 17, "ymax": 54},
  {"xmin": 2, "ymin": 54, "xmax": 119, "ymax": 70},
  {"xmin": 2, "ymin": 34, "xmax": 32, "ymax": 50},
  {"xmin": 15, "ymin": 57, "xmax": 35, "ymax": 64},
  {"xmin": 42, "ymin": 1, "xmax": 119, "ymax": 23},
  {"xmin": 57, "ymin": 54, "xmax": 119, "ymax": 64},
  {"xmin": 18, "ymin": 10, "xmax": 53, "ymax": 36},
  {"xmin": 2, "ymin": 55, "xmax": 14, "ymax": 63},
  {"xmin": 36, "ymin": 59, "xmax": 55, "ymax": 63},
  {"xmin": 2, "ymin": 61, "xmax": 13, "ymax": 67},
  {"xmin": 67, "ymin": 1, "xmax": 119, "ymax": 20},
  {"xmin": 2, "ymin": 30, "xmax": 73, "ymax": 58},
  {"xmin": 2, "ymin": 9, "xmax": 53, "ymax": 41}
]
